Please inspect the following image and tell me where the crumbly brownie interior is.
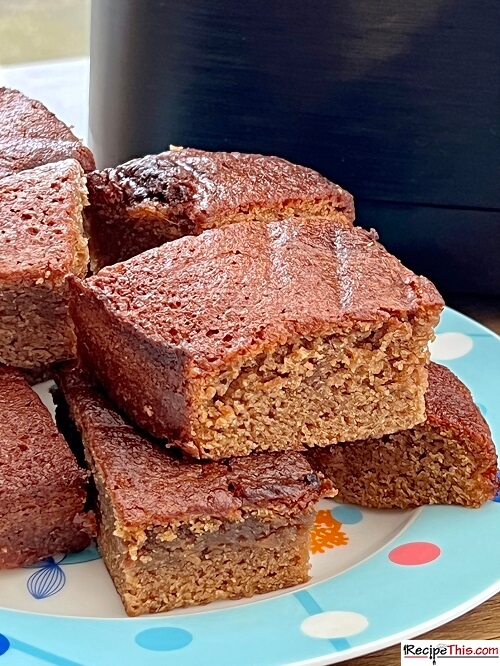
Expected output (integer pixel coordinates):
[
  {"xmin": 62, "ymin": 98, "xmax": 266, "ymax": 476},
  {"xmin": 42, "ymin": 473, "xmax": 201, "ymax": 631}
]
[
  {"xmin": 0, "ymin": 160, "xmax": 89, "ymax": 369},
  {"xmin": 1, "ymin": 282, "xmax": 78, "ymax": 368},
  {"xmin": 308, "ymin": 424, "xmax": 498, "ymax": 509},
  {"xmin": 191, "ymin": 315, "xmax": 437, "ymax": 458},
  {"xmin": 96, "ymin": 473, "xmax": 314, "ymax": 616},
  {"xmin": 307, "ymin": 362, "xmax": 499, "ymax": 509},
  {"xmin": 69, "ymin": 220, "xmax": 443, "ymax": 458},
  {"xmin": 54, "ymin": 364, "xmax": 330, "ymax": 616}
]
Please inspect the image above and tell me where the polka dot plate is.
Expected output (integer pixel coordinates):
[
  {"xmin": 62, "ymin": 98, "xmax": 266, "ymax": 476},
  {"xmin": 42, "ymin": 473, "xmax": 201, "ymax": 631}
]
[{"xmin": 0, "ymin": 307, "xmax": 499, "ymax": 666}]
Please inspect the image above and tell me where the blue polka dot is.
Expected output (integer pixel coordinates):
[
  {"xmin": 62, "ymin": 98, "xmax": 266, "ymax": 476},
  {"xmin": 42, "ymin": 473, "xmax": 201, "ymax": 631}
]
[
  {"xmin": 0, "ymin": 633, "xmax": 10, "ymax": 656},
  {"xmin": 494, "ymin": 473, "xmax": 500, "ymax": 503},
  {"xmin": 135, "ymin": 627, "xmax": 193, "ymax": 652},
  {"xmin": 331, "ymin": 506, "xmax": 363, "ymax": 524}
]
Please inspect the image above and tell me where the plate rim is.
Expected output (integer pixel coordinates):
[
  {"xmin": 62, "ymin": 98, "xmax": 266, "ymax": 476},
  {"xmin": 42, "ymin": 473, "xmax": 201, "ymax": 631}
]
[{"xmin": 1, "ymin": 306, "xmax": 499, "ymax": 666}]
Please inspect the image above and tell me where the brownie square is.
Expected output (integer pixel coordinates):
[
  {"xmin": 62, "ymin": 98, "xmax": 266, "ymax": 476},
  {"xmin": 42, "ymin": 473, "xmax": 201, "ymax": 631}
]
[
  {"xmin": 0, "ymin": 87, "xmax": 95, "ymax": 179},
  {"xmin": 0, "ymin": 367, "xmax": 94, "ymax": 568},
  {"xmin": 54, "ymin": 364, "xmax": 332, "ymax": 616},
  {"xmin": 69, "ymin": 218, "xmax": 443, "ymax": 459},
  {"xmin": 84, "ymin": 147, "xmax": 354, "ymax": 269},
  {"xmin": 0, "ymin": 159, "xmax": 89, "ymax": 371},
  {"xmin": 308, "ymin": 363, "xmax": 499, "ymax": 508}
]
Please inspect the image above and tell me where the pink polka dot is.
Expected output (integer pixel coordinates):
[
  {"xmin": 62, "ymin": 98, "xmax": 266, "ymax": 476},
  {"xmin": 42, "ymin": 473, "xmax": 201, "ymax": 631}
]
[{"xmin": 389, "ymin": 542, "xmax": 441, "ymax": 566}]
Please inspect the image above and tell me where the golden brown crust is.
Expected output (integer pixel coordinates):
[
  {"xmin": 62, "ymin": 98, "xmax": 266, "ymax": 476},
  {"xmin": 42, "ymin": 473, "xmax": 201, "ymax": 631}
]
[
  {"xmin": 0, "ymin": 366, "xmax": 87, "ymax": 502},
  {"xmin": 425, "ymin": 362, "xmax": 493, "ymax": 445},
  {"xmin": 0, "ymin": 160, "xmax": 89, "ymax": 370},
  {"xmin": 0, "ymin": 366, "xmax": 94, "ymax": 567},
  {"xmin": 73, "ymin": 219, "xmax": 443, "ymax": 373},
  {"xmin": 0, "ymin": 160, "xmax": 89, "ymax": 284},
  {"xmin": 54, "ymin": 363, "xmax": 332, "ymax": 528},
  {"xmin": 88, "ymin": 147, "xmax": 353, "ymax": 228},
  {"xmin": 85, "ymin": 148, "xmax": 354, "ymax": 268},
  {"xmin": 0, "ymin": 87, "xmax": 95, "ymax": 178},
  {"xmin": 68, "ymin": 218, "xmax": 443, "ymax": 454}
]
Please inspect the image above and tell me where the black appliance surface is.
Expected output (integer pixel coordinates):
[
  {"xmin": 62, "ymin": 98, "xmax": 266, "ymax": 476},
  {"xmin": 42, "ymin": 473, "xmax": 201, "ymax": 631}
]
[{"xmin": 90, "ymin": 0, "xmax": 500, "ymax": 294}]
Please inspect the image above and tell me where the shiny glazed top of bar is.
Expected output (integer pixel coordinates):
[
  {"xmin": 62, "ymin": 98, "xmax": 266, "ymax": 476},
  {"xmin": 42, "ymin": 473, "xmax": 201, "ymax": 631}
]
[
  {"xmin": 0, "ymin": 366, "xmax": 88, "ymax": 517},
  {"xmin": 0, "ymin": 159, "xmax": 87, "ymax": 284},
  {"xmin": 87, "ymin": 147, "xmax": 354, "ymax": 230},
  {"xmin": 70, "ymin": 218, "xmax": 444, "ymax": 373},
  {"xmin": 0, "ymin": 87, "xmax": 95, "ymax": 179},
  {"xmin": 426, "ymin": 362, "xmax": 494, "ymax": 448}
]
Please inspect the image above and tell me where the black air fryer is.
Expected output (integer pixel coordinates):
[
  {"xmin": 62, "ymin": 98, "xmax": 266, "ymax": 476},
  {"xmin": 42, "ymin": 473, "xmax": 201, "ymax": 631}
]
[{"xmin": 89, "ymin": 0, "xmax": 500, "ymax": 294}]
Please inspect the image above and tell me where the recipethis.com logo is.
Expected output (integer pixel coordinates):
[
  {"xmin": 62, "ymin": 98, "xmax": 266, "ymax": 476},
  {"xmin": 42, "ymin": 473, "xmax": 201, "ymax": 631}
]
[{"xmin": 401, "ymin": 640, "xmax": 500, "ymax": 666}]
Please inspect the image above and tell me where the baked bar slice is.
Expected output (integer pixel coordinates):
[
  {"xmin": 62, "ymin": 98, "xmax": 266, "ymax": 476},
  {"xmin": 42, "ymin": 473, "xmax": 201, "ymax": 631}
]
[
  {"xmin": 0, "ymin": 367, "xmax": 94, "ymax": 568},
  {"xmin": 69, "ymin": 218, "xmax": 444, "ymax": 459},
  {"xmin": 0, "ymin": 159, "xmax": 89, "ymax": 370},
  {"xmin": 84, "ymin": 147, "xmax": 354, "ymax": 269},
  {"xmin": 0, "ymin": 87, "xmax": 95, "ymax": 179},
  {"xmin": 54, "ymin": 364, "xmax": 333, "ymax": 616},
  {"xmin": 307, "ymin": 363, "xmax": 499, "ymax": 508}
]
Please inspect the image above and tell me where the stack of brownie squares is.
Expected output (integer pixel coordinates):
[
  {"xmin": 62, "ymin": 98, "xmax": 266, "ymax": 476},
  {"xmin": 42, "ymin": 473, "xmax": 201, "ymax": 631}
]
[
  {"xmin": 0, "ymin": 90, "xmax": 497, "ymax": 617},
  {"xmin": 61, "ymin": 147, "xmax": 497, "ymax": 615},
  {"xmin": 0, "ymin": 89, "xmax": 97, "ymax": 569},
  {"xmin": 54, "ymin": 149, "xmax": 359, "ymax": 615}
]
